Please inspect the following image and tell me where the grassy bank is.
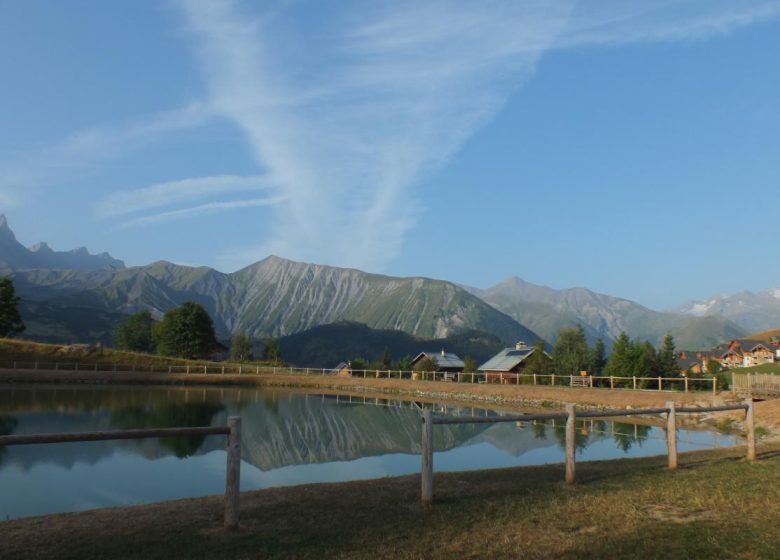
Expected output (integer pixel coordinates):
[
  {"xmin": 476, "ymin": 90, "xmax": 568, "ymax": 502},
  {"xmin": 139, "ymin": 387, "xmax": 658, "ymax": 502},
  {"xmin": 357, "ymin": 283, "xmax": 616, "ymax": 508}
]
[{"xmin": 3, "ymin": 445, "xmax": 779, "ymax": 559}]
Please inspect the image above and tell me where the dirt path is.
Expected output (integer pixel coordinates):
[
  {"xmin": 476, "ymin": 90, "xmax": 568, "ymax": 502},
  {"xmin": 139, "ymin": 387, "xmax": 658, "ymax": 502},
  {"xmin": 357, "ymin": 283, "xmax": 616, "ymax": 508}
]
[{"xmin": 0, "ymin": 367, "xmax": 737, "ymax": 410}]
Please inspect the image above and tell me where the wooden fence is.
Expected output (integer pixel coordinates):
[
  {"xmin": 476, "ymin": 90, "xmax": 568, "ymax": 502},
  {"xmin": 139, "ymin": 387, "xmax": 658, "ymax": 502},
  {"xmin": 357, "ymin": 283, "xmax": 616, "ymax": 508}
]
[
  {"xmin": 420, "ymin": 400, "xmax": 755, "ymax": 504},
  {"xmin": 0, "ymin": 417, "xmax": 243, "ymax": 529},
  {"xmin": 732, "ymin": 372, "xmax": 780, "ymax": 397},
  {"xmin": 0, "ymin": 361, "xmax": 719, "ymax": 393}
]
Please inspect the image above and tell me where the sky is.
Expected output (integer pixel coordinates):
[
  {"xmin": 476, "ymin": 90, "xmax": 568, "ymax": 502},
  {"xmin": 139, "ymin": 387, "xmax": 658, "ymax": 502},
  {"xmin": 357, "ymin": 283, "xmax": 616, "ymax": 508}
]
[{"xmin": 1, "ymin": 0, "xmax": 779, "ymax": 310}]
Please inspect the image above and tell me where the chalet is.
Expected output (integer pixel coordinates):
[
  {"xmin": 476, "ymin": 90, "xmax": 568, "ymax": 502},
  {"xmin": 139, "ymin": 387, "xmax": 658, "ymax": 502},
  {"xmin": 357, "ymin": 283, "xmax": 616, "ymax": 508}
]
[
  {"xmin": 676, "ymin": 350, "xmax": 704, "ymax": 375},
  {"xmin": 478, "ymin": 342, "xmax": 552, "ymax": 383},
  {"xmin": 708, "ymin": 339, "xmax": 777, "ymax": 370},
  {"xmin": 411, "ymin": 350, "xmax": 464, "ymax": 372},
  {"xmin": 728, "ymin": 339, "xmax": 776, "ymax": 368},
  {"xmin": 676, "ymin": 349, "xmax": 719, "ymax": 375}
]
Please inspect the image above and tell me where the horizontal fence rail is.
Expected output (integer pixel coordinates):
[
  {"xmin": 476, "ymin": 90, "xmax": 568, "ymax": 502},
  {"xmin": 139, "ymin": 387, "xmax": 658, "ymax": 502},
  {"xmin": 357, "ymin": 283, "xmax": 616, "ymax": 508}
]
[
  {"xmin": 0, "ymin": 361, "xmax": 721, "ymax": 393},
  {"xmin": 420, "ymin": 400, "xmax": 756, "ymax": 504},
  {"xmin": 0, "ymin": 417, "xmax": 243, "ymax": 529}
]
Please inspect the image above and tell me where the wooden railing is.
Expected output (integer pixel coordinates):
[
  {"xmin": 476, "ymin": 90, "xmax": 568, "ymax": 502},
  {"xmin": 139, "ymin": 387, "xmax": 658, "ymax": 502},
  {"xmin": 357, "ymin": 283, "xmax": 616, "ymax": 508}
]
[
  {"xmin": 420, "ymin": 400, "xmax": 756, "ymax": 504},
  {"xmin": 0, "ymin": 417, "xmax": 243, "ymax": 529},
  {"xmin": 0, "ymin": 361, "xmax": 719, "ymax": 393},
  {"xmin": 732, "ymin": 372, "xmax": 780, "ymax": 397}
]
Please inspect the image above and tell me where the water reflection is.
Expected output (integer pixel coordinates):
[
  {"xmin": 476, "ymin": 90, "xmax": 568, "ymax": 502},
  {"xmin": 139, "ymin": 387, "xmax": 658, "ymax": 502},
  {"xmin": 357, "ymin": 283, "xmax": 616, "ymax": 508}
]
[
  {"xmin": 111, "ymin": 404, "xmax": 223, "ymax": 458},
  {"xmin": 0, "ymin": 414, "xmax": 18, "ymax": 465},
  {"xmin": 0, "ymin": 385, "xmax": 742, "ymax": 520}
]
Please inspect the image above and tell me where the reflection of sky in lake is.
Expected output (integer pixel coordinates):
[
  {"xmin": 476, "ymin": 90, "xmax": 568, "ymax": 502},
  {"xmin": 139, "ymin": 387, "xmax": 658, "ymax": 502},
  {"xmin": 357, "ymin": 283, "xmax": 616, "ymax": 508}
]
[{"xmin": 0, "ymin": 385, "xmax": 742, "ymax": 520}]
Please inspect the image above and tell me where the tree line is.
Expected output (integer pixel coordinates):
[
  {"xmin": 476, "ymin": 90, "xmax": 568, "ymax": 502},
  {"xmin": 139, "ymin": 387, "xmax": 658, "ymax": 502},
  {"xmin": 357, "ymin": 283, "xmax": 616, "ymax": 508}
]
[
  {"xmin": 548, "ymin": 326, "xmax": 681, "ymax": 380},
  {"xmin": 114, "ymin": 304, "xmax": 283, "ymax": 364}
]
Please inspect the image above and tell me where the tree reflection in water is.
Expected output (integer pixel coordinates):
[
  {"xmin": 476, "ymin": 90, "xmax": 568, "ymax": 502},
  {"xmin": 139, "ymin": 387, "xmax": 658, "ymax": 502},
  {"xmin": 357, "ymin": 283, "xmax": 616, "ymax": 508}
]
[
  {"xmin": 110, "ymin": 404, "xmax": 223, "ymax": 458},
  {"xmin": 0, "ymin": 415, "xmax": 18, "ymax": 465}
]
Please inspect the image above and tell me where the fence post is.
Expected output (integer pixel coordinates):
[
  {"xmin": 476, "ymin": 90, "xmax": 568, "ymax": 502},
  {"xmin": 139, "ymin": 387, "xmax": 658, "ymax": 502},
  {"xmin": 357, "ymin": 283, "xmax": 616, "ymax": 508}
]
[
  {"xmin": 658, "ymin": 377, "xmax": 662, "ymax": 391},
  {"xmin": 565, "ymin": 404, "xmax": 576, "ymax": 484},
  {"xmin": 666, "ymin": 401, "xmax": 677, "ymax": 470},
  {"xmin": 745, "ymin": 398, "xmax": 756, "ymax": 461},
  {"xmin": 421, "ymin": 409, "xmax": 433, "ymax": 505},
  {"xmin": 551, "ymin": 374, "xmax": 555, "ymax": 386},
  {"xmin": 533, "ymin": 373, "xmax": 537, "ymax": 385},
  {"xmin": 186, "ymin": 365, "xmax": 190, "ymax": 374},
  {"xmin": 225, "ymin": 416, "xmax": 242, "ymax": 529},
  {"xmin": 204, "ymin": 365, "xmax": 207, "ymax": 374},
  {"xmin": 731, "ymin": 371, "xmax": 736, "ymax": 393},
  {"xmin": 610, "ymin": 376, "xmax": 614, "ymax": 390},
  {"xmin": 712, "ymin": 377, "xmax": 718, "ymax": 397},
  {"xmin": 633, "ymin": 376, "xmax": 637, "ymax": 390},
  {"xmin": 684, "ymin": 376, "xmax": 688, "ymax": 393}
]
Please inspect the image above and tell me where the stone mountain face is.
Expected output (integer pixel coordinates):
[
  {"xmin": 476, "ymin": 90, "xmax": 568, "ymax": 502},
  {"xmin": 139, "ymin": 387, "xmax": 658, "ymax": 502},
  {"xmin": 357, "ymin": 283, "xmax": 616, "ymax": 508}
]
[
  {"xmin": 470, "ymin": 276, "xmax": 746, "ymax": 350},
  {"xmin": 674, "ymin": 287, "xmax": 780, "ymax": 333},
  {"xmin": 0, "ymin": 215, "xmax": 124, "ymax": 272},
  {"xmin": 10, "ymin": 256, "xmax": 541, "ymax": 344}
]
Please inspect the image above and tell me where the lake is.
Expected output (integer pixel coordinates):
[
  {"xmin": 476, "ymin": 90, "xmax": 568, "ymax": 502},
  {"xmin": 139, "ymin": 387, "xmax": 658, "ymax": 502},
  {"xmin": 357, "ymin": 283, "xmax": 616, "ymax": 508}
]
[{"xmin": 0, "ymin": 384, "xmax": 741, "ymax": 520}]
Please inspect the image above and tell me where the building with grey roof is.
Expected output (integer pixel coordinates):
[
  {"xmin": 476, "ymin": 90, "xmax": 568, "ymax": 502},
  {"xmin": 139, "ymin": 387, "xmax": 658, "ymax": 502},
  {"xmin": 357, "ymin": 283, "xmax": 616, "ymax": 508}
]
[
  {"xmin": 411, "ymin": 350, "xmax": 465, "ymax": 372},
  {"xmin": 478, "ymin": 342, "xmax": 552, "ymax": 382}
]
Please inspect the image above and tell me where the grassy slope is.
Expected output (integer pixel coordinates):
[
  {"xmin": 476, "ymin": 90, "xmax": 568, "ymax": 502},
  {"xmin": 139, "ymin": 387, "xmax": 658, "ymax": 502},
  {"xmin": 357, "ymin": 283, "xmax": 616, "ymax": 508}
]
[
  {"xmin": 731, "ymin": 361, "xmax": 780, "ymax": 375},
  {"xmin": 747, "ymin": 327, "xmax": 780, "ymax": 341},
  {"xmin": 0, "ymin": 338, "xmax": 226, "ymax": 367},
  {"xmin": 2, "ymin": 445, "xmax": 779, "ymax": 559}
]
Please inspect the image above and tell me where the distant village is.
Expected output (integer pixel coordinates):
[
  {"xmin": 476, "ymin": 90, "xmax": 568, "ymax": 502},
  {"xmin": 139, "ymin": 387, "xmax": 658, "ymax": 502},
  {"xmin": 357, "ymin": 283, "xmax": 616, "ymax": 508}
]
[
  {"xmin": 338, "ymin": 336, "xmax": 780, "ymax": 379},
  {"xmin": 677, "ymin": 336, "xmax": 780, "ymax": 374}
]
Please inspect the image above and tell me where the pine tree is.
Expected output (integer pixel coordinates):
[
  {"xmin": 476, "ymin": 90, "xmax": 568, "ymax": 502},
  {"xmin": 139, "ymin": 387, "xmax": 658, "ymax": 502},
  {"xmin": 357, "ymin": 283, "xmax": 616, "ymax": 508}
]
[
  {"xmin": 589, "ymin": 338, "xmax": 607, "ymax": 376},
  {"xmin": 463, "ymin": 356, "xmax": 478, "ymax": 373},
  {"xmin": 657, "ymin": 333, "xmax": 681, "ymax": 377},
  {"xmin": 604, "ymin": 332, "xmax": 632, "ymax": 376},
  {"xmin": 0, "ymin": 278, "xmax": 25, "ymax": 338},
  {"xmin": 552, "ymin": 325, "xmax": 589, "ymax": 375}
]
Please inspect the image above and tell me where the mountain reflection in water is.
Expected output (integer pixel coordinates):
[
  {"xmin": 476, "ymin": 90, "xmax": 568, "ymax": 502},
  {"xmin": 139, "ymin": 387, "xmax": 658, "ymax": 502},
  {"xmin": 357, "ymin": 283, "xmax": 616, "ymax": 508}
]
[{"xmin": 0, "ymin": 385, "xmax": 740, "ymax": 519}]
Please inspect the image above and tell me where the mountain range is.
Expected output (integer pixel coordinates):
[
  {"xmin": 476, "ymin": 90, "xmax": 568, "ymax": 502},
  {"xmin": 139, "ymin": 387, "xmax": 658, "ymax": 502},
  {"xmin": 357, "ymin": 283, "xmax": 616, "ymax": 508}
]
[
  {"xmin": 674, "ymin": 288, "xmax": 780, "ymax": 334},
  {"xmin": 0, "ymin": 214, "xmax": 776, "ymax": 351},
  {"xmin": 467, "ymin": 277, "xmax": 748, "ymax": 350},
  {"xmin": 0, "ymin": 215, "xmax": 124, "ymax": 272}
]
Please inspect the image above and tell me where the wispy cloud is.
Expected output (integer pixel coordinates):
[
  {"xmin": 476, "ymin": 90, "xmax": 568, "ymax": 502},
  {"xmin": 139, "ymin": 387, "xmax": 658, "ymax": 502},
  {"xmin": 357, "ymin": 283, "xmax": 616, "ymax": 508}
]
[
  {"xmin": 176, "ymin": 0, "xmax": 780, "ymax": 271},
  {"xmin": 0, "ymin": 102, "xmax": 214, "ymax": 202},
  {"xmin": 115, "ymin": 195, "xmax": 287, "ymax": 229},
  {"xmin": 95, "ymin": 174, "xmax": 272, "ymax": 219}
]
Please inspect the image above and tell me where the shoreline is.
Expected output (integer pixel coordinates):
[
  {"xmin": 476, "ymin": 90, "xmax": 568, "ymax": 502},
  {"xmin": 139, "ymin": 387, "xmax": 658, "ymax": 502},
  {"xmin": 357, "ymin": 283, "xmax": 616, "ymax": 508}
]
[{"xmin": 3, "ymin": 367, "xmax": 771, "ymax": 434}]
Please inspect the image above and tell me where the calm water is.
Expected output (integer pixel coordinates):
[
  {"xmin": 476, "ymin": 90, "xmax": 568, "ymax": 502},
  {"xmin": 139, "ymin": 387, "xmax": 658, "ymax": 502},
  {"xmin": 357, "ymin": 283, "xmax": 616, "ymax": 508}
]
[{"xmin": 0, "ymin": 384, "xmax": 740, "ymax": 519}]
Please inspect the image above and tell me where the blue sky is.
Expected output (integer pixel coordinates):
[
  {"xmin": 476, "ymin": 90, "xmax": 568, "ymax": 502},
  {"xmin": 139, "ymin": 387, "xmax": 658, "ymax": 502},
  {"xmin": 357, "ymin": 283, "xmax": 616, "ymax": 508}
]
[{"xmin": 1, "ymin": 0, "xmax": 779, "ymax": 310}]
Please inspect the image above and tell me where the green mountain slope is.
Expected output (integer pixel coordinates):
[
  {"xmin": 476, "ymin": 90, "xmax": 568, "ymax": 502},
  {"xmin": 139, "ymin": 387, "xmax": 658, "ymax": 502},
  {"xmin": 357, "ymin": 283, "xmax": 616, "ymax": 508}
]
[{"xmin": 10, "ymin": 256, "xmax": 541, "ymax": 345}]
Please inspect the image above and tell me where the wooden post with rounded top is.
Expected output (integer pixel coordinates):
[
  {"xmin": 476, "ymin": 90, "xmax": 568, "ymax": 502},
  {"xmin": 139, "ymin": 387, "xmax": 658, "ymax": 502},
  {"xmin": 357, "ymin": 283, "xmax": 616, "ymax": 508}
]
[
  {"xmin": 666, "ymin": 401, "xmax": 677, "ymax": 470},
  {"xmin": 565, "ymin": 404, "xmax": 576, "ymax": 485},
  {"xmin": 745, "ymin": 398, "xmax": 756, "ymax": 461},
  {"xmin": 421, "ymin": 409, "xmax": 434, "ymax": 505}
]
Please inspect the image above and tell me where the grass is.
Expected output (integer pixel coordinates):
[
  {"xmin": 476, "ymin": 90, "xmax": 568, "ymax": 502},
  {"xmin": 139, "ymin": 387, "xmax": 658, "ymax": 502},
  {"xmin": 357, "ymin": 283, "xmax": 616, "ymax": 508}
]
[
  {"xmin": 730, "ymin": 361, "xmax": 780, "ymax": 375},
  {"xmin": 0, "ymin": 338, "xmax": 266, "ymax": 369},
  {"xmin": 3, "ymin": 445, "xmax": 780, "ymax": 559}
]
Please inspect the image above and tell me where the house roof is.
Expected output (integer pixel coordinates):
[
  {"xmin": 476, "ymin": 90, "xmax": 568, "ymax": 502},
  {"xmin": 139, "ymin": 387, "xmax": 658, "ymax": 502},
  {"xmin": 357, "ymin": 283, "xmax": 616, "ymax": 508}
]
[
  {"xmin": 412, "ymin": 351, "xmax": 464, "ymax": 369},
  {"xmin": 732, "ymin": 339, "xmax": 774, "ymax": 352},
  {"xmin": 478, "ymin": 347, "xmax": 541, "ymax": 372},
  {"xmin": 330, "ymin": 362, "xmax": 349, "ymax": 374}
]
